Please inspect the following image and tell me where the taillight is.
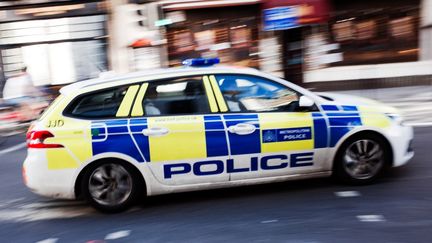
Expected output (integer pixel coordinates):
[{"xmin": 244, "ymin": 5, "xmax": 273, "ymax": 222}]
[{"xmin": 26, "ymin": 130, "xmax": 63, "ymax": 149}]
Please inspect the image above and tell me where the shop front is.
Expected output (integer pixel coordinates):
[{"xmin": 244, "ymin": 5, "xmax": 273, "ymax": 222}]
[
  {"xmin": 329, "ymin": 0, "xmax": 420, "ymax": 66},
  {"xmin": 161, "ymin": 0, "xmax": 261, "ymax": 68},
  {"xmin": 303, "ymin": 0, "xmax": 425, "ymax": 87},
  {"xmin": 262, "ymin": 0, "xmax": 330, "ymax": 85}
]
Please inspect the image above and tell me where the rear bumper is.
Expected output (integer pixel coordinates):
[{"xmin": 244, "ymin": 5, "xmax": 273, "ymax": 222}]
[{"xmin": 23, "ymin": 149, "xmax": 76, "ymax": 199}]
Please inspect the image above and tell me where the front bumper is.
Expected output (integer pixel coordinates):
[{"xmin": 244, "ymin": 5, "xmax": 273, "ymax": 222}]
[{"xmin": 387, "ymin": 124, "xmax": 414, "ymax": 167}]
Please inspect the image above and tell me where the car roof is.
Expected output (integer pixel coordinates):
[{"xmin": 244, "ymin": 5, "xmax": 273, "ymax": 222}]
[{"xmin": 60, "ymin": 66, "xmax": 263, "ymax": 95}]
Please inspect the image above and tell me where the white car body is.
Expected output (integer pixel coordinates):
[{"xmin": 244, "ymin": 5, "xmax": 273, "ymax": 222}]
[{"xmin": 23, "ymin": 66, "xmax": 414, "ymax": 200}]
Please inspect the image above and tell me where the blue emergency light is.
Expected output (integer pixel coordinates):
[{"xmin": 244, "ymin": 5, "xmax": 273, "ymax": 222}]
[{"xmin": 182, "ymin": 58, "xmax": 220, "ymax": 67}]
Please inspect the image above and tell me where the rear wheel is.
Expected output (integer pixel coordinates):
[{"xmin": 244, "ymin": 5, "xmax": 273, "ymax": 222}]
[
  {"xmin": 334, "ymin": 133, "xmax": 390, "ymax": 185},
  {"xmin": 82, "ymin": 161, "xmax": 141, "ymax": 213}
]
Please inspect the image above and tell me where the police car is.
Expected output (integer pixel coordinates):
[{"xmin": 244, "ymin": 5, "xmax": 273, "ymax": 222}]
[{"xmin": 23, "ymin": 58, "xmax": 414, "ymax": 212}]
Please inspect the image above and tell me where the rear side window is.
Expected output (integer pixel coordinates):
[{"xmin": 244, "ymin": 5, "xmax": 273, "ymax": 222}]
[
  {"xmin": 142, "ymin": 77, "xmax": 210, "ymax": 116},
  {"xmin": 65, "ymin": 86, "xmax": 129, "ymax": 118}
]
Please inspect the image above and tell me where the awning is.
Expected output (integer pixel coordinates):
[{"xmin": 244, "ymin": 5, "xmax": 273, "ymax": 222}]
[
  {"xmin": 161, "ymin": 0, "xmax": 262, "ymax": 11},
  {"xmin": 129, "ymin": 38, "xmax": 152, "ymax": 48},
  {"xmin": 263, "ymin": 0, "xmax": 330, "ymax": 24}
]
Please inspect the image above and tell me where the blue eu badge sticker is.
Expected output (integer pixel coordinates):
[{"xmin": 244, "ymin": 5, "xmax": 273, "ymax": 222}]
[{"xmin": 263, "ymin": 130, "xmax": 277, "ymax": 143}]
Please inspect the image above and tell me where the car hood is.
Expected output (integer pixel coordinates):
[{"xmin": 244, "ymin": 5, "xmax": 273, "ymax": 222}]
[{"xmin": 316, "ymin": 92, "xmax": 399, "ymax": 114}]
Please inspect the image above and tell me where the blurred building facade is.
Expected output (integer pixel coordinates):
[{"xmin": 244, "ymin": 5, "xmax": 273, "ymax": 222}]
[
  {"xmin": 0, "ymin": 0, "xmax": 432, "ymax": 94},
  {"xmin": 0, "ymin": 0, "xmax": 109, "ymax": 92},
  {"xmin": 303, "ymin": 0, "xmax": 431, "ymax": 89}
]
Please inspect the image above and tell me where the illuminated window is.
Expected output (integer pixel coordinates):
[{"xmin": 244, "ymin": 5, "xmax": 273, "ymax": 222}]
[
  {"xmin": 389, "ymin": 17, "xmax": 414, "ymax": 39},
  {"xmin": 194, "ymin": 30, "xmax": 215, "ymax": 51},
  {"xmin": 172, "ymin": 30, "xmax": 194, "ymax": 53},
  {"xmin": 355, "ymin": 20, "xmax": 376, "ymax": 40},
  {"xmin": 333, "ymin": 20, "xmax": 355, "ymax": 42}
]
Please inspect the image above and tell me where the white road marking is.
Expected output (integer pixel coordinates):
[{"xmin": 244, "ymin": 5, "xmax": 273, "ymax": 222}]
[
  {"xmin": 261, "ymin": 219, "xmax": 279, "ymax": 224},
  {"xmin": 36, "ymin": 238, "xmax": 58, "ymax": 243},
  {"xmin": 104, "ymin": 230, "xmax": 131, "ymax": 240},
  {"xmin": 18, "ymin": 201, "xmax": 85, "ymax": 209},
  {"xmin": 334, "ymin": 191, "xmax": 361, "ymax": 197},
  {"xmin": 357, "ymin": 215, "xmax": 386, "ymax": 222},
  {"xmin": 0, "ymin": 142, "xmax": 26, "ymax": 155},
  {"xmin": 0, "ymin": 201, "xmax": 94, "ymax": 222}
]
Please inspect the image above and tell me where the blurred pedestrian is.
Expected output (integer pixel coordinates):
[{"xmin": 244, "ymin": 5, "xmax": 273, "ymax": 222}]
[
  {"xmin": 2, "ymin": 66, "xmax": 43, "ymax": 121},
  {"xmin": 2, "ymin": 66, "xmax": 40, "ymax": 103}
]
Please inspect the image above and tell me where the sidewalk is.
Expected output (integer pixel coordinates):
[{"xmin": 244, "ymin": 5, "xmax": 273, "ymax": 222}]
[{"xmin": 332, "ymin": 85, "xmax": 432, "ymax": 126}]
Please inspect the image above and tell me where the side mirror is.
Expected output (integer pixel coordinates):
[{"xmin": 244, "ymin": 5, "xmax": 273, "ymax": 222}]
[{"xmin": 299, "ymin": 96, "xmax": 315, "ymax": 108}]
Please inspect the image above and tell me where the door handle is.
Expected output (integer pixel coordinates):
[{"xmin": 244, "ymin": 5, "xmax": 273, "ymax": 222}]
[
  {"xmin": 228, "ymin": 123, "xmax": 256, "ymax": 135},
  {"xmin": 142, "ymin": 127, "xmax": 169, "ymax": 137}
]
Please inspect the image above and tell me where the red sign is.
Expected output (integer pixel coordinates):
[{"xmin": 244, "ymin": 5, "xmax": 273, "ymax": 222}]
[{"xmin": 262, "ymin": 0, "xmax": 330, "ymax": 24}]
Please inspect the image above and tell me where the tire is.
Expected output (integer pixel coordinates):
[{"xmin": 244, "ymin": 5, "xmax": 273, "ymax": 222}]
[
  {"xmin": 81, "ymin": 161, "xmax": 142, "ymax": 213},
  {"xmin": 333, "ymin": 133, "xmax": 391, "ymax": 185}
]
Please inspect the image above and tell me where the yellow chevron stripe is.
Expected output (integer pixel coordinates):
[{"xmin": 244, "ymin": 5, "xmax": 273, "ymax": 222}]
[
  {"xmin": 209, "ymin": 75, "xmax": 228, "ymax": 112},
  {"xmin": 131, "ymin": 83, "xmax": 149, "ymax": 116},
  {"xmin": 203, "ymin": 76, "xmax": 219, "ymax": 112},
  {"xmin": 116, "ymin": 85, "xmax": 139, "ymax": 117}
]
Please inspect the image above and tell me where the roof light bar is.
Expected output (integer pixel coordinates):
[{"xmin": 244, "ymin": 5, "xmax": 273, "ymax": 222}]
[{"xmin": 182, "ymin": 58, "xmax": 220, "ymax": 67}]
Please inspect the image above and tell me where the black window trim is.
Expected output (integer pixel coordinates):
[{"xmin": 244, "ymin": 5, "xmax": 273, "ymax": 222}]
[
  {"xmin": 63, "ymin": 75, "xmax": 216, "ymax": 120},
  {"xmin": 63, "ymin": 84, "xmax": 134, "ymax": 120}
]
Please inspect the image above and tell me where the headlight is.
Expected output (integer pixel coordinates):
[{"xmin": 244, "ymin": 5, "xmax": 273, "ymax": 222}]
[{"xmin": 386, "ymin": 113, "xmax": 405, "ymax": 126}]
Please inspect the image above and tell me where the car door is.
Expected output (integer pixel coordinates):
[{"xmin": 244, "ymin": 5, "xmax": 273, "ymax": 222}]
[
  {"xmin": 209, "ymin": 74, "xmax": 329, "ymax": 181},
  {"xmin": 128, "ymin": 75, "xmax": 230, "ymax": 186}
]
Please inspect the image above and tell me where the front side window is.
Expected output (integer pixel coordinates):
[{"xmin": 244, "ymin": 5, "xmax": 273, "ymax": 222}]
[
  {"xmin": 142, "ymin": 77, "xmax": 211, "ymax": 116},
  {"xmin": 214, "ymin": 75, "xmax": 299, "ymax": 112},
  {"xmin": 66, "ymin": 86, "xmax": 129, "ymax": 118}
]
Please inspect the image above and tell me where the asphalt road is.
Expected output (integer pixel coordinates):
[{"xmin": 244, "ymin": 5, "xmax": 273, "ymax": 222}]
[{"xmin": 0, "ymin": 128, "xmax": 431, "ymax": 243}]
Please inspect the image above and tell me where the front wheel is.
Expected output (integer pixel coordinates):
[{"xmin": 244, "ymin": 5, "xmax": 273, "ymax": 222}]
[
  {"xmin": 334, "ymin": 134, "xmax": 391, "ymax": 185},
  {"xmin": 82, "ymin": 161, "xmax": 141, "ymax": 213}
]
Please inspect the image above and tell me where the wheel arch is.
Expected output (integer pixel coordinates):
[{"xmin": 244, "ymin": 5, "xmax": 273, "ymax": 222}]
[
  {"xmin": 331, "ymin": 129, "xmax": 394, "ymax": 169},
  {"xmin": 74, "ymin": 156, "xmax": 147, "ymax": 200}
]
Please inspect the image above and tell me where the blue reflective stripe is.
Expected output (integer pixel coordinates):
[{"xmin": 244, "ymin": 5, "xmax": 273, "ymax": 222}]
[
  {"xmin": 330, "ymin": 127, "xmax": 351, "ymax": 147},
  {"xmin": 105, "ymin": 119, "xmax": 128, "ymax": 134},
  {"xmin": 104, "ymin": 119, "xmax": 129, "ymax": 126},
  {"xmin": 130, "ymin": 118, "xmax": 148, "ymax": 125},
  {"xmin": 223, "ymin": 114, "xmax": 259, "ymax": 120},
  {"xmin": 342, "ymin": 105, "xmax": 358, "ymax": 111},
  {"xmin": 321, "ymin": 105, "xmax": 339, "ymax": 111},
  {"xmin": 92, "ymin": 119, "xmax": 148, "ymax": 163},
  {"xmin": 325, "ymin": 110, "xmax": 363, "ymax": 147},
  {"xmin": 204, "ymin": 115, "xmax": 228, "ymax": 157},
  {"xmin": 312, "ymin": 113, "xmax": 327, "ymax": 148},
  {"xmin": 328, "ymin": 117, "xmax": 362, "ymax": 126},
  {"xmin": 203, "ymin": 115, "xmax": 221, "ymax": 121},
  {"xmin": 326, "ymin": 112, "xmax": 360, "ymax": 117},
  {"xmin": 204, "ymin": 116, "xmax": 225, "ymax": 130},
  {"xmin": 129, "ymin": 118, "xmax": 150, "ymax": 162},
  {"xmin": 224, "ymin": 114, "xmax": 260, "ymax": 155}
]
